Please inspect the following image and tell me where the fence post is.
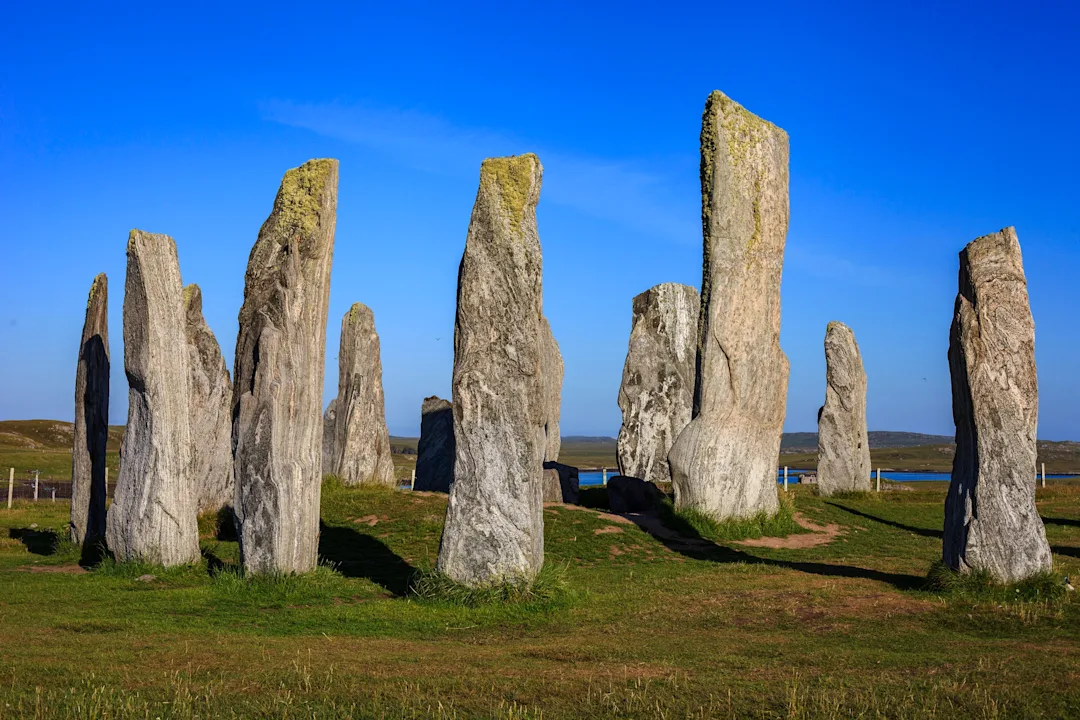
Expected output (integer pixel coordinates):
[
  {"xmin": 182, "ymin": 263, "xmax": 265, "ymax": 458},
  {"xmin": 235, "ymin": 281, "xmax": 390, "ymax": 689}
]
[
  {"xmin": 105, "ymin": 466, "xmax": 109, "ymax": 497},
  {"xmin": 410, "ymin": 468, "xmax": 416, "ymax": 490},
  {"xmin": 33, "ymin": 471, "xmax": 39, "ymax": 501},
  {"xmin": 7, "ymin": 468, "xmax": 13, "ymax": 509},
  {"xmin": 51, "ymin": 488, "xmax": 56, "ymax": 503},
  {"xmin": 783, "ymin": 466, "xmax": 788, "ymax": 492},
  {"xmin": 1041, "ymin": 463, "xmax": 1046, "ymax": 489},
  {"xmin": 876, "ymin": 468, "xmax": 881, "ymax": 493},
  {"xmin": 602, "ymin": 467, "xmax": 608, "ymax": 486}
]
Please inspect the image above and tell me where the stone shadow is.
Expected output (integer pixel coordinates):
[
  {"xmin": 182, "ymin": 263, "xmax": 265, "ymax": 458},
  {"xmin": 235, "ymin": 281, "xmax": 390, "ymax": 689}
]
[
  {"xmin": 623, "ymin": 512, "xmax": 925, "ymax": 592},
  {"xmin": 1051, "ymin": 545, "xmax": 1080, "ymax": 560},
  {"xmin": 1042, "ymin": 516, "xmax": 1080, "ymax": 529},
  {"xmin": 318, "ymin": 522, "xmax": 415, "ymax": 597},
  {"xmin": 9, "ymin": 527, "xmax": 59, "ymax": 556},
  {"xmin": 825, "ymin": 502, "xmax": 943, "ymax": 539}
]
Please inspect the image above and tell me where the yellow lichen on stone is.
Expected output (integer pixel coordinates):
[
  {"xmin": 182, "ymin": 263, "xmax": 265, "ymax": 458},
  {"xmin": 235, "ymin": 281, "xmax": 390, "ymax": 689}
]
[
  {"xmin": 347, "ymin": 302, "xmax": 367, "ymax": 325},
  {"xmin": 182, "ymin": 283, "xmax": 199, "ymax": 309},
  {"xmin": 480, "ymin": 154, "xmax": 539, "ymax": 234},
  {"xmin": 275, "ymin": 159, "xmax": 336, "ymax": 238},
  {"xmin": 86, "ymin": 272, "xmax": 106, "ymax": 310}
]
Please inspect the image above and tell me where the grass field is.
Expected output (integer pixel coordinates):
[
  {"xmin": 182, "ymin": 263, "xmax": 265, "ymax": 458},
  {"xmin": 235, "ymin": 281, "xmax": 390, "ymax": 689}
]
[{"xmin": 1, "ymin": 479, "xmax": 1078, "ymax": 718}]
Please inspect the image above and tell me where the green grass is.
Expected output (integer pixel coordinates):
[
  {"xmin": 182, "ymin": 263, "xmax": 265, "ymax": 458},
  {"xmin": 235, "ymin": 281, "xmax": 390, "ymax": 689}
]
[
  {"xmin": 662, "ymin": 492, "xmax": 805, "ymax": 541},
  {"xmin": 410, "ymin": 563, "xmax": 573, "ymax": 607},
  {"xmin": 0, "ymin": 479, "xmax": 1079, "ymax": 717}
]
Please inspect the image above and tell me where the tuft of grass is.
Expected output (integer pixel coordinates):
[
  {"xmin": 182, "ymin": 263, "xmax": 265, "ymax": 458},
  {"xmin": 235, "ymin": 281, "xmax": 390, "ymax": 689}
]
[
  {"xmin": 210, "ymin": 565, "xmax": 348, "ymax": 607},
  {"xmin": 409, "ymin": 564, "xmax": 572, "ymax": 607},
  {"xmin": 924, "ymin": 559, "xmax": 1071, "ymax": 602},
  {"xmin": 661, "ymin": 493, "xmax": 804, "ymax": 542}
]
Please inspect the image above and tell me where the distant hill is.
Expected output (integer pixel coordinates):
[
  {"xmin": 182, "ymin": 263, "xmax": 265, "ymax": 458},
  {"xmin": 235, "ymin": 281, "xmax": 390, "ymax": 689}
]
[{"xmin": 780, "ymin": 431, "xmax": 954, "ymax": 452}]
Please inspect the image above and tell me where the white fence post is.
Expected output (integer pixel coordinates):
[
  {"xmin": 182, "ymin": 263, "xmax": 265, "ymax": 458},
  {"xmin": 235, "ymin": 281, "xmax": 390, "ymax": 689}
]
[
  {"xmin": 51, "ymin": 488, "xmax": 56, "ymax": 503},
  {"xmin": 33, "ymin": 471, "xmax": 39, "ymax": 501},
  {"xmin": 876, "ymin": 468, "xmax": 881, "ymax": 493},
  {"xmin": 410, "ymin": 468, "xmax": 416, "ymax": 490},
  {"xmin": 1041, "ymin": 463, "xmax": 1046, "ymax": 489},
  {"xmin": 602, "ymin": 467, "xmax": 608, "ymax": 486},
  {"xmin": 7, "ymin": 468, "xmax": 13, "ymax": 509},
  {"xmin": 783, "ymin": 466, "xmax": 788, "ymax": 492}
]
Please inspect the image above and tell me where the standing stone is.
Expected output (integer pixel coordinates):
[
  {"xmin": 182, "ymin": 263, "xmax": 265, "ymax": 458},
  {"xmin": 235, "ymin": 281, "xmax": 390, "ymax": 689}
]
[
  {"xmin": 816, "ymin": 322, "xmax": 871, "ymax": 496},
  {"xmin": 321, "ymin": 398, "xmax": 338, "ymax": 477},
  {"xmin": 106, "ymin": 231, "xmax": 199, "ymax": 566},
  {"xmin": 183, "ymin": 284, "xmax": 233, "ymax": 514},
  {"xmin": 232, "ymin": 159, "xmax": 338, "ymax": 575},
  {"xmin": 616, "ymin": 283, "xmax": 699, "ymax": 485},
  {"xmin": 436, "ymin": 154, "xmax": 547, "ymax": 586},
  {"xmin": 668, "ymin": 90, "xmax": 790, "ymax": 521},
  {"xmin": 540, "ymin": 317, "xmax": 563, "ymax": 462},
  {"xmin": 71, "ymin": 273, "xmax": 110, "ymax": 546},
  {"xmin": 415, "ymin": 396, "xmax": 454, "ymax": 492},
  {"xmin": 327, "ymin": 303, "xmax": 395, "ymax": 486},
  {"xmin": 944, "ymin": 227, "xmax": 1050, "ymax": 582}
]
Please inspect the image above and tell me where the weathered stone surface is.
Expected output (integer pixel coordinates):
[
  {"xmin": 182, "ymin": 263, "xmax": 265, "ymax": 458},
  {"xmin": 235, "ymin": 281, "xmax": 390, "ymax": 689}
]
[
  {"xmin": 668, "ymin": 90, "xmax": 790, "ymax": 521},
  {"xmin": 436, "ymin": 154, "xmax": 547, "ymax": 586},
  {"xmin": 183, "ymin": 284, "xmax": 233, "ymax": 514},
  {"xmin": 607, "ymin": 475, "xmax": 665, "ymax": 514},
  {"xmin": 232, "ymin": 159, "xmax": 338, "ymax": 575},
  {"xmin": 540, "ymin": 317, "xmax": 563, "ymax": 462},
  {"xmin": 325, "ymin": 303, "xmax": 395, "ymax": 486},
  {"xmin": 617, "ymin": 283, "xmax": 699, "ymax": 485},
  {"xmin": 816, "ymin": 322, "xmax": 871, "ymax": 496},
  {"xmin": 321, "ymin": 398, "xmax": 338, "ymax": 476},
  {"xmin": 542, "ymin": 461, "xmax": 579, "ymax": 504},
  {"xmin": 106, "ymin": 231, "xmax": 199, "ymax": 566},
  {"xmin": 944, "ymin": 227, "xmax": 1051, "ymax": 582},
  {"xmin": 415, "ymin": 396, "xmax": 454, "ymax": 492},
  {"xmin": 71, "ymin": 273, "xmax": 110, "ymax": 546}
]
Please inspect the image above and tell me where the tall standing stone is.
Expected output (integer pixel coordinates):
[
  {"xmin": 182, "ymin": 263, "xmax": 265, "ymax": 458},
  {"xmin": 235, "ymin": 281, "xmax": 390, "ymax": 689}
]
[
  {"xmin": 183, "ymin": 284, "xmax": 233, "ymax": 514},
  {"xmin": 944, "ymin": 227, "xmax": 1050, "ymax": 582},
  {"xmin": 232, "ymin": 159, "xmax": 338, "ymax": 575},
  {"xmin": 616, "ymin": 283, "xmax": 699, "ymax": 484},
  {"xmin": 71, "ymin": 273, "xmax": 110, "ymax": 546},
  {"xmin": 326, "ymin": 303, "xmax": 395, "ymax": 486},
  {"xmin": 540, "ymin": 317, "xmax": 563, "ymax": 462},
  {"xmin": 668, "ymin": 90, "xmax": 790, "ymax": 520},
  {"xmin": 436, "ymin": 154, "xmax": 547, "ymax": 586},
  {"xmin": 816, "ymin": 321, "xmax": 871, "ymax": 496},
  {"xmin": 106, "ymin": 231, "xmax": 199, "ymax": 566},
  {"xmin": 415, "ymin": 396, "xmax": 454, "ymax": 492}
]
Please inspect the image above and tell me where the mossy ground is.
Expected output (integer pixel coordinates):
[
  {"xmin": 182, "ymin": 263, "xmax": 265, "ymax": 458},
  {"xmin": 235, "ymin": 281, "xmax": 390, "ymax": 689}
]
[{"xmin": 1, "ymin": 481, "xmax": 1079, "ymax": 718}]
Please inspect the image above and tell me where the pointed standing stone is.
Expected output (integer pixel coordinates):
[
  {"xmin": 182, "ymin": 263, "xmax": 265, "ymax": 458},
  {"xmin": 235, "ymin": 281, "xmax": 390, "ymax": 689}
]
[
  {"xmin": 183, "ymin": 284, "xmax": 233, "ymax": 514},
  {"xmin": 540, "ymin": 317, "xmax": 563, "ymax": 462},
  {"xmin": 71, "ymin": 273, "xmax": 110, "ymax": 546},
  {"xmin": 327, "ymin": 303, "xmax": 395, "ymax": 486},
  {"xmin": 436, "ymin": 154, "xmax": 547, "ymax": 586},
  {"xmin": 232, "ymin": 159, "xmax": 338, "ymax": 575},
  {"xmin": 944, "ymin": 227, "xmax": 1050, "ymax": 582},
  {"xmin": 415, "ymin": 396, "xmax": 454, "ymax": 492},
  {"xmin": 668, "ymin": 90, "xmax": 790, "ymax": 520},
  {"xmin": 816, "ymin": 322, "xmax": 871, "ymax": 496},
  {"xmin": 616, "ymin": 283, "xmax": 699, "ymax": 485},
  {"xmin": 106, "ymin": 231, "xmax": 199, "ymax": 566}
]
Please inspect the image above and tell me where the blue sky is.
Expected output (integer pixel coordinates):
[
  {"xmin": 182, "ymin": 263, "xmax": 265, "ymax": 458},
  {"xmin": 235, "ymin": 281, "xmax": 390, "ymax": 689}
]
[{"xmin": 1, "ymin": 1, "xmax": 1077, "ymax": 439}]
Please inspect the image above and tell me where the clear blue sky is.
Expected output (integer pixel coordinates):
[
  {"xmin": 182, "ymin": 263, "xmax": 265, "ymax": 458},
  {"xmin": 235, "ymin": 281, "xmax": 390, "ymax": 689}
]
[{"xmin": 1, "ymin": 1, "xmax": 1077, "ymax": 439}]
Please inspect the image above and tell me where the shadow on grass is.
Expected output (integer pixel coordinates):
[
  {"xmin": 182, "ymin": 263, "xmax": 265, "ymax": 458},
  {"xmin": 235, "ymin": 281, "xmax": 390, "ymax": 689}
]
[
  {"xmin": 9, "ymin": 527, "xmax": 59, "ymax": 555},
  {"xmin": 825, "ymin": 502, "xmax": 943, "ymax": 539},
  {"xmin": 1051, "ymin": 545, "xmax": 1080, "ymax": 560},
  {"xmin": 626, "ymin": 513, "xmax": 925, "ymax": 591},
  {"xmin": 1043, "ymin": 516, "xmax": 1080, "ymax": 529},
  {"xmin": 318, "ymin": 522, "xmax": 415, "ymax": 597}
]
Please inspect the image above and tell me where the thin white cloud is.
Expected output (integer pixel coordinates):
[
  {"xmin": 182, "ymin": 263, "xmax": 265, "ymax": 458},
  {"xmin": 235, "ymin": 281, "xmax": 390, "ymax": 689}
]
[{"xmin": 262, "ymin": 100, "xmax": 698, "ymax": 244}]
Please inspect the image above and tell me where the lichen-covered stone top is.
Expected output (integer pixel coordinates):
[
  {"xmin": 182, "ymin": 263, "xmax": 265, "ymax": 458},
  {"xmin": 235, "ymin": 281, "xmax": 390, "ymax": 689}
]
[
  {"xmin": 87, "ymin": 272, "xmax": 107, "ymax": 309},
  {"xmin": 274, "ymin": 159, "xmax": 338, "ymax": 242},
  {"xmin": 479, "ymin": 154, "xmax": 541, "ymax": 234},
  {"xmin": 183, "ymin": 283, "xmax": 201, "ymax": 311},
  {"xmin": 347, "ymin": 301, "xmax": 373, "ymax": 326}
]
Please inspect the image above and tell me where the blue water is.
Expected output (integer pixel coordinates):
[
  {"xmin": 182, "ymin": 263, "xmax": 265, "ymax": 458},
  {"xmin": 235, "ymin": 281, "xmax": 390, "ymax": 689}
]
[{"xmin": 577, "ymin": 469, "xmax": 1078, "ymax": 487}]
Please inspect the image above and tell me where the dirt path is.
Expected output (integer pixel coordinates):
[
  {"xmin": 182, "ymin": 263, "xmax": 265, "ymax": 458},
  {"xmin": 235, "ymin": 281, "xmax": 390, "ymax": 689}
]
[{"xmin": 735, "ymin": 512, "xmax": 844, "ymax": 549}]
